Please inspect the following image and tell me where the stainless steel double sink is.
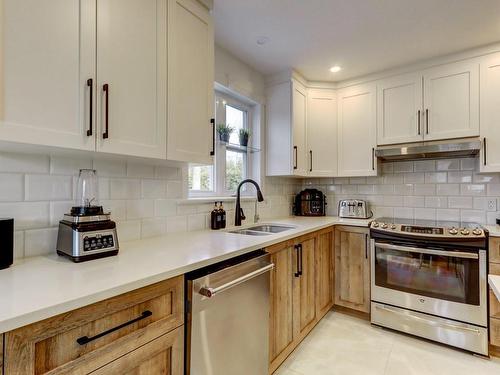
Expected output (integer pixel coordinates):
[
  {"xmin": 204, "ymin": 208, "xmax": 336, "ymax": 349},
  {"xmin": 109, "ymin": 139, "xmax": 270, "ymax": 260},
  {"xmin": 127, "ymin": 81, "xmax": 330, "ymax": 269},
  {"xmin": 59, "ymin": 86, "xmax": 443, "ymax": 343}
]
[{"xmin": 229, "ymin": 224, "xmax": 296, "ymax": 236}]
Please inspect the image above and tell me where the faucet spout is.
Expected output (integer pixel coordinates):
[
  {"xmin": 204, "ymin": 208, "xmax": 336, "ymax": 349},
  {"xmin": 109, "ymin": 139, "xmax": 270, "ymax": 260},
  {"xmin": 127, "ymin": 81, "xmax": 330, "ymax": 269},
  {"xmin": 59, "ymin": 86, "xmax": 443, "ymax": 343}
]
[{"xmin": 235, "ymin": 179, "xmax": 264, "ymax": 226}]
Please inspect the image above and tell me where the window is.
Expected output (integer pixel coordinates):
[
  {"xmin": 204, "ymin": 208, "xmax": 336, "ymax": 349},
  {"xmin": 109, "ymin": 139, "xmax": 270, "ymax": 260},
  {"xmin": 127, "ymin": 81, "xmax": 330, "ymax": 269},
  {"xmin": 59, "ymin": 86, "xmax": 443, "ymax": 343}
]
[{"xmin": 189, "ymin": 91, "xmax": 255, "ymax": 196}]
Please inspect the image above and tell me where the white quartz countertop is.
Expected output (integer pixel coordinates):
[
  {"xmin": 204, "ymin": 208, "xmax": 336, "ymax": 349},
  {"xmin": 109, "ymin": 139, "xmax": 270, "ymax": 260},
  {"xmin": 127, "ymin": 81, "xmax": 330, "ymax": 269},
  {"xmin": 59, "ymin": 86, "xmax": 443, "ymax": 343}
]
[
  {"xmin": 0, "ymin": 216, "xmax": 370, "ymax": 333},
  {"xmin": 489, "ymin": 275, "xmax": 500, "ymax": 303}
]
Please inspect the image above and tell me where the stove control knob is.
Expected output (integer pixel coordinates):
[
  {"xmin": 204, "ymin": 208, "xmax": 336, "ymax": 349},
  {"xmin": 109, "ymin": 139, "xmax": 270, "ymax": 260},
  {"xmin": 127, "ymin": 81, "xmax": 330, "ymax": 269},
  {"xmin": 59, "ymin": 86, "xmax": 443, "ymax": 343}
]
[
  {"xmin": 381, "ymin": 223, "xmax": 388, "ymax": 229},
  {"xmin": 460, "ymin": 228, "xmax": 470, "ymax": 235},
  {"xmin": 372, "ymin": 222, "xmax": 379, "ymax": 228},
  {"xmin": 391, "ymin": 224, "xmax": 397, "ymax": 230},
  {"xmin": 449, "ymin": 228, "xmax": 458, "ymax": 235},
  {"xmin": 472, "ymin": 228, "xmax": 482, "ymax": 236}
]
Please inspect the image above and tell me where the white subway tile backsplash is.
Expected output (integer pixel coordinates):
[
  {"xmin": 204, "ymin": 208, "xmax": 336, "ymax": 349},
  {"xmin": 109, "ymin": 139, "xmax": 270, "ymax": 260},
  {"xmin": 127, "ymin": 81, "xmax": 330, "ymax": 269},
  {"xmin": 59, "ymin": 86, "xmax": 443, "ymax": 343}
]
[
  {"xmin": 414, "ymin": 208, "xmax": 436, "ymax": 220},
  {"xmin": 404, "ymin": 173, "xmax": 425, "ymax": 184},
  {"xmin": 142, "ymin": 179, "xmax": 167, "ymax": 199},
  {"xmin": 101, "ymin": 200, "xmax": 127, "ymax": 221},
  {"xmin": 166, "ymin": 181, "xmax": 183, "ymax": 198},
  {"xmin": 166, "ymin": 216, "xmax": 188, "ymax": 233},
  {"xmin": 460, "ymin": 184, "xmax": 486, "ymax": 196},
  {"xmin": 460, "ymin": 158, "xmax": 477, "ymax": 171},
  {"xmin": 414, "ymin": 160, "xmax": 435, "ymax": 172},
  {"xmin": 127, "ymin": 163, "xmax": 155, "ymax": 178},
  {"xmin": 155, "ymin": 166, "xmax": 181, "ymax": 180},
  {"xmin": 393, "ymin": 161, "xmax": 413, "ymax": 173},
  {"xmin": 24, "ymin": 227, "xmax": 58, "ymax": 257},
  {"xmin": 14, "ymin": 231, "xmax": 24, "ymax": 260},
  {"xmin": 448, "ymin": 171, "xmax": 472, "ymax": 183},
  {"xmin": 414, "ymin": 184, "xmax": 435, "ymax": 196},
  {"xmin": 436, "ymin": 209, "xmax": 460, "ymax": 221},
  {"xmin": 436, "ymin": 159, "xmax": 460, "ymax": 171},
  {"xmin": 460, "ymin": 210, "xmax": 485, "ymax": 223},
  {"xmin": 424, "ymin": 172, "xmax": 447, "ymax": 183},
  {"xmin": 116, "ymin": 220, "xmax": 141, "ymax": 242},
  {"xmin": 188, "ymin": 214, "xmax": 207, "ymax": 231},
  {"xmin": 25, "ymin": 175, "xmax": 72, "ymax": 201},
  {"xmin": 448, "ymin": 196, "xmax": 473, "ymax": 209},
  {"xmin": 154, "ymin": 199, "xmax": 178, "ymax": 217},
  {"xmin": 50, "ymin": 157, "xmax": 92, "ymax": 175},
  {"xmin": 404, "ymin": 196, "xmax": 425, "ymax": 208},
  {"xmin": 381, "ymin": 163, "xmax": 394, "ymax": 174},
  {"xmin": 0, "ymin": 202, "xmax": 50, "ymax": 229},
  {"xmin": 436, "ymin": 184, "xmax": 459, "ymax": 195},
  {"xmin": 110, "ymin": 179, "xmax": 141, "ymax": 199},
  {"xmin": 394, "ymin": 184, "xmax": 413, "ymax": 195},
  {"xmin": 383, "ymin": 195, "xmax": 403, "ymax": 207},
  {"xmin": 126, "ymin": 200, "xmax": 154, "ymax": 219},
  {"xmin": 425, "ymin": 196, "xmax": 448, "ymax": 208},
  {"xmin": 349, "ymin": 177, "xmax": 366, "ymax": 185},
  {"xmin": 0, "ymin": 152, "xmax": 49, "ymax": 173},
  {"xmin": 93, "ymin": 159, "xmax": 127, "ymax": 177},
  {"xmin": 141, "ymin": 218, "xmax": 167, "ymax": 238},
  {"xmin": 49, "ymin": 201, "xmax": 74, "ymax": 226},
  {"xmin": 487, "ymin": 184, "xmax": 500, "ymax": 196},
  {"xmin": 0, "ymin": 173, "xmax": 24, "ymax": 201}
]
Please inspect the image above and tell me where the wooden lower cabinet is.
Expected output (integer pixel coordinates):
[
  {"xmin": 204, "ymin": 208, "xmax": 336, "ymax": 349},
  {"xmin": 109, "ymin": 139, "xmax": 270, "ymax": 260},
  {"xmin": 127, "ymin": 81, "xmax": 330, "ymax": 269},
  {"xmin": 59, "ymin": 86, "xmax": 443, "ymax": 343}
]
[
  {"xmin": 90, "ymin": 326, "xmax": 183, "ymax": 375},
  {"xmin": 4, "ymin": 276, "xmax": 184, "ymax": 375},
  {"xmin": 269, "ymin": 227, "xmax": 334, "ymax": 374},
  {"xmin": 490, "ymin": 257, "xmax": 500, "ymax": 356},
  {"xmin": 334, "ymin": 226, "xmax": 370, "ymax": 314},
  {"xmin": 316, "ymin": 228, "xmax": 335, "ymax": 319}
]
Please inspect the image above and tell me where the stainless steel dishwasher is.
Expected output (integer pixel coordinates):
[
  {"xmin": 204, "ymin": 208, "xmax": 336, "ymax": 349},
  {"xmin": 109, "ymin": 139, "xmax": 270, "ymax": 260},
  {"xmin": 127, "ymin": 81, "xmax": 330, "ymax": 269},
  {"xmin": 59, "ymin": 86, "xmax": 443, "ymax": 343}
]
[{"xmin": 185, "ymin": 250, "xmax": 274, "ymax": 375}]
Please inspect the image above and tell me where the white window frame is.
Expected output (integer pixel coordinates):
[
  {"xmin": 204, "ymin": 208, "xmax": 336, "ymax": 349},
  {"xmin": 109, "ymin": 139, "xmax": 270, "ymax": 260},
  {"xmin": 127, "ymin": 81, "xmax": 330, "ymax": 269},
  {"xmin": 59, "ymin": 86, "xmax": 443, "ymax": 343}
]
[{"xmin": 188, "ymin": 90, "xmax": 253, "ymax": 197}]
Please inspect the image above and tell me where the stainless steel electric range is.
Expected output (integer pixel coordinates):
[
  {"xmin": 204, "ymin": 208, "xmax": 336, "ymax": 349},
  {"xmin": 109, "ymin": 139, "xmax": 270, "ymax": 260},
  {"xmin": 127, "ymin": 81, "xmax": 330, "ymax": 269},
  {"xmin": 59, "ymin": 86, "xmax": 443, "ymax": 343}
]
[{"xmin": 369, "ymin": 217, "xmax": 488, "ymax": 355}]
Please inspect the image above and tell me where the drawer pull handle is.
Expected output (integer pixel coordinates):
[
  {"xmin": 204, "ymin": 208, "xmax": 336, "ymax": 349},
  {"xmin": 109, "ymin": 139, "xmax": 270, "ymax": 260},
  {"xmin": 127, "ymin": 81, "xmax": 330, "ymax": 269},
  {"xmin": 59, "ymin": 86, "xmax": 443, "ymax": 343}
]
[{"xmin": 76, "ymin": 310, "xmax": 152, "ymax": 345}]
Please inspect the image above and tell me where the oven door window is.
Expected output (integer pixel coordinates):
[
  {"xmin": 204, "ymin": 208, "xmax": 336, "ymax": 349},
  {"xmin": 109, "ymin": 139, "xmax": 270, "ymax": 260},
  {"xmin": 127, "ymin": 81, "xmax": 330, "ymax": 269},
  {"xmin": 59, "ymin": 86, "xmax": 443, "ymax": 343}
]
[{"xmin": 374, "ymin": 243, "xmax": 479, "ymax": 305}]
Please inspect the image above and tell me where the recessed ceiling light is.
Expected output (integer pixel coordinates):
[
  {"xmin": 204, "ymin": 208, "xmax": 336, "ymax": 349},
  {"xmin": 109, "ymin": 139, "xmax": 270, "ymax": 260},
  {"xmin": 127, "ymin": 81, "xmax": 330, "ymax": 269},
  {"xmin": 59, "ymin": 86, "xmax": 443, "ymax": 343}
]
[
  {"xmin": 256, "ymin": 36, "xmax": 269, "ymax": 46},
  {"xmin": 329, "ymin": 66, "xmax": 341, "ymax": 73}
]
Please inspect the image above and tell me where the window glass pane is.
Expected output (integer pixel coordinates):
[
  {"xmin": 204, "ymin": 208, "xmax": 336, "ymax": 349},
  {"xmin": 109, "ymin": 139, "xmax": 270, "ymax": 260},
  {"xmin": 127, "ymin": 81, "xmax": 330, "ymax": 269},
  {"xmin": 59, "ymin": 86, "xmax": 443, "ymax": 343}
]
[
  {"xmin": 226, "ymin": 150, "xmax": 245, "ymax": 191},
  {"xmin": 226, "ymin": 105, "xmax": 244, "ymax": 144},
  {"xmin": 189, "ymin": 165, "xmax": 214, "ymax": 192}
]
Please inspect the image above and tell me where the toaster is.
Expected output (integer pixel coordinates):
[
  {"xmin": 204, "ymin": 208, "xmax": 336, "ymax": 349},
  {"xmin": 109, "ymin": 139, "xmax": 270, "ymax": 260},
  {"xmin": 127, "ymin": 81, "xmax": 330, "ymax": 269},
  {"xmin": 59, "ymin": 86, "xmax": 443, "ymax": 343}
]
[{"xmin": 338, "ymin": 199, "xmax": 372, "ymax": 219}]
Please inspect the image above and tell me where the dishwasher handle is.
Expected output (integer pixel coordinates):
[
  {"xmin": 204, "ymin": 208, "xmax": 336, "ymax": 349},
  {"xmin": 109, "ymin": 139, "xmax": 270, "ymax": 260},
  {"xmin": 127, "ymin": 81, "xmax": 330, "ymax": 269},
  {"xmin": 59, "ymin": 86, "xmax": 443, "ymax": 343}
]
[{"xmin": 199, "ymin": 263, "xmax": 274, "ymax": 298}]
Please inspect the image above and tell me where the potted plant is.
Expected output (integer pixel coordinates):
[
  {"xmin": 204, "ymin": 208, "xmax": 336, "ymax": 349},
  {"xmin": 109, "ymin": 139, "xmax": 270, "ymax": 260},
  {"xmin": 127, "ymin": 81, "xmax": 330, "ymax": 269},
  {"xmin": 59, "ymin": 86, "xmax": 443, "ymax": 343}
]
[
  {"xmin": 238, "ymin": 128, "xmax": 251, "ymax": 147},
  {"xmin": 217, "ymin": 124, "xmax": 233, "ymax": 143}
]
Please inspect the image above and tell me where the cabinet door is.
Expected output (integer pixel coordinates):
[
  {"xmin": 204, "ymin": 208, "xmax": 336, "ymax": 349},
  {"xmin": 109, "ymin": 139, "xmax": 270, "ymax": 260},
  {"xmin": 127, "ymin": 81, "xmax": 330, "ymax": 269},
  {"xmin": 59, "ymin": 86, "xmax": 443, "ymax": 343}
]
[
  {"xmin": 96, "ymin": 0, "xmax": 167, "ymax": 159},
  {"xmin": 334, "ymin": 226, "xmax": 370, "ymax": 313},
  {"xmin": 292, "ymin": 80, "xmax": 308, "ymax": 176},
  {"xmin": 316, "ymin": 228, "xmax": 334, "ymax": 320},
  {"xmin": 294, "ymin": 237, "xmax": 316, "ymax": 339},
  {"xmin": 90, "ymin": 327, "xmax": 183, "ymax": 375},
  {"xmin": 0, "ymin": 0, "xmax": 95, "ymax": 151},
  {"xmin": 480, "ymin": 53, "xmax": 500, "ymax": 172},
  {"xmin": 307, "ymin": 89, "xmax": 337, "ymax": 176},
  {"xmin": 423, "ymin": 60, "xmax": 479, "ymax": 141},
  {"xmin": 269, "ymin": 242, "xmax": 294, "ymax": 372},
  {"xmin": 167, "ymin": 0, "xmax": 214, "ymax": 164},
  {"xmin": 337, "ymin": 83, "xmax": 377, "ymax": 177},
  {"xmin": 377, "ymin": 73, "xmax": 423, "ymax": 145}
]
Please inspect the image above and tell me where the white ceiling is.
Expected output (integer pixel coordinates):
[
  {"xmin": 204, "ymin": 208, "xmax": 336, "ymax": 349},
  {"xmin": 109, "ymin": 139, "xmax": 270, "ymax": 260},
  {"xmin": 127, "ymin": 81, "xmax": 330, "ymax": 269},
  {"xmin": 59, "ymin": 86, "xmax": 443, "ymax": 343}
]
[{"xmin": 213, "ymin": 0, "xmax": 500, "ymax": 82}]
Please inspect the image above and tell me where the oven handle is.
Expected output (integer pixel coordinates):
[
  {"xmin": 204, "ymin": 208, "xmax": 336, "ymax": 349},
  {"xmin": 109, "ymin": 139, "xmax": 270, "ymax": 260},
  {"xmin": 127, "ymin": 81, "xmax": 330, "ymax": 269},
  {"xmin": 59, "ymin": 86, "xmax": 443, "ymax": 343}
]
[
  {"xmin": 374, "ymin": 304, "xmax": 482, "ymax": 334},
  {"xmin": 374, "ymin": 242, "xmax": 478, "ymax": 259}
]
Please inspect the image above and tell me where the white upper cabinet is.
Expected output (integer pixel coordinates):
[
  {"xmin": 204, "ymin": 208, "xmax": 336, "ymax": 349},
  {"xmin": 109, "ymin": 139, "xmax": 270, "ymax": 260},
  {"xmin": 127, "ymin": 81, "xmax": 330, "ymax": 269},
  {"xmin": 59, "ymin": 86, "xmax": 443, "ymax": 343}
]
[
  {"xmin": 167, "ymin": 0, "xmax": 214, "ymax": 164},
  {"xmin": 422, "ymin": 60, "xmax": 479, "ymax": 141},
  {"xmin": 266, "ymin": 79, "xmax": 307, "ymax": 176},
  {"xmin": 337, "ymin": 83, "xmax": 377, "ymax": 177},
  {"xmin": 96, "ymin": 0, "xmax": 167, "ymax": 159},
  {"xmin": 480, "ymin": 53, "xmax": 500, "ymax": 172},
  {"xmin": 291, "ymin": 80, "xmax": 308, "ymax": 176},
  {"xmin": 307, "ymin": 89, "xmax": 337, "ymax": 177},
  {"xmin": 377, "ymin": 73, "xmax": 423, "ymax": 145},
  {"xmin": 0, "ymin": 0, "xmax": 96, "ymax": 151}
]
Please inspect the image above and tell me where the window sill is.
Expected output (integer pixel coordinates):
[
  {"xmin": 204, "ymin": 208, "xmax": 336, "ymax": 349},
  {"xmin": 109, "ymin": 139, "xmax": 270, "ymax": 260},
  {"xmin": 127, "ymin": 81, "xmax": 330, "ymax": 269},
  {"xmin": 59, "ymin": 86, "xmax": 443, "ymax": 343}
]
[{"xmin": 178, "ymin": 196, "xmax": 258, "ymax": 205}]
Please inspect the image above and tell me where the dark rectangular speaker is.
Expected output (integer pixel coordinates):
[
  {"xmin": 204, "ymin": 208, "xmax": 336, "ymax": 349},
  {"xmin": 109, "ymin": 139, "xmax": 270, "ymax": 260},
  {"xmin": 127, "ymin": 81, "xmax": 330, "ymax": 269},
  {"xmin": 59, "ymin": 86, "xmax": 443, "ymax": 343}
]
[{"xmin": 0, "ymin": 218, "xmax": 14, "ymax": 269}]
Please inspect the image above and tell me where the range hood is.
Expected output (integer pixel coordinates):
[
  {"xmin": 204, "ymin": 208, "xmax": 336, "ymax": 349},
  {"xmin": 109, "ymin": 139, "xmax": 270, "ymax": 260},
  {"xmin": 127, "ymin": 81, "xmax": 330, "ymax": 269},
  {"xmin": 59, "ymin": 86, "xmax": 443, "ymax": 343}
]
[{"xmin": 375, "ymin": 140, "xmax": 481, "ymax": 161}]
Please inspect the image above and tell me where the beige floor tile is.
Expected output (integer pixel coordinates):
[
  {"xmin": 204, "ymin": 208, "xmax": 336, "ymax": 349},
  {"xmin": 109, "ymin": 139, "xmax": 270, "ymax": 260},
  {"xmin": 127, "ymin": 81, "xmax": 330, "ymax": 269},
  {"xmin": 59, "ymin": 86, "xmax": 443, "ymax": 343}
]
[{"xmin": 276, "ymin": 311, "xmax": 500, "ymax": 375}]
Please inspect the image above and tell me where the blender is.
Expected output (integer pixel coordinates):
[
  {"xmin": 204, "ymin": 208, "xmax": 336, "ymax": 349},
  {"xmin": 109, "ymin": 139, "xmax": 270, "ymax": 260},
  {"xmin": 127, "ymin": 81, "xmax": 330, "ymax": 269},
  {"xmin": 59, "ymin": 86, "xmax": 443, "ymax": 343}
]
[{"xmin": 56, "ymin": 169, "xmax": 119, "ymax": 262}]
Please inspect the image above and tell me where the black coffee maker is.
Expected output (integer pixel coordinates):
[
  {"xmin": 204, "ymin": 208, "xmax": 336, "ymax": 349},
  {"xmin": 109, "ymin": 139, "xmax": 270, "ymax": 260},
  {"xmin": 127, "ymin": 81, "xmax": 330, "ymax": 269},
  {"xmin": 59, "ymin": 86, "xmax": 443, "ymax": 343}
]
[{"xmin": 293, "ymin": 189, "xmax": 327, "ymax": 216}]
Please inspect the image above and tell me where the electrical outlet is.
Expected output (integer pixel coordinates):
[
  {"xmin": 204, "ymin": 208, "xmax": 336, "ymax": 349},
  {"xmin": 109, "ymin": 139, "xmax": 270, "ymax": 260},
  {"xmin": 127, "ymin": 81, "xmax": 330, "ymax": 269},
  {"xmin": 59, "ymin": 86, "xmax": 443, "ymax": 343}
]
[{"xmin": 487, "ymin": 198, "xmax": 497, "ymax": 212}]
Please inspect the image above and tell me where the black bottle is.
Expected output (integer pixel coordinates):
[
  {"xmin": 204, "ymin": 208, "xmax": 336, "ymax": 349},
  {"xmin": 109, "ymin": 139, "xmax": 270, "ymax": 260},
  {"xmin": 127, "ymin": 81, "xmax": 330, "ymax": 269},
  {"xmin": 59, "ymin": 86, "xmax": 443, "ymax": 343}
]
[
  {"xmin": 219, "ymin": 201, "xmax": 226, "ymax": 229},
  {"xmin": 211, "ymin": 202, "xmax": 220, "ymax": 230}
]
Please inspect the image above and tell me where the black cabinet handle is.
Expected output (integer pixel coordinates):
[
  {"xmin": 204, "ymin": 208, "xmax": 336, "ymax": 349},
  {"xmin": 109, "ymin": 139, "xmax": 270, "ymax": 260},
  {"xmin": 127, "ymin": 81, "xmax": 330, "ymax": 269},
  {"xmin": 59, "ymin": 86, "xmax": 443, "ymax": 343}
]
[
  {"xmin": 293, "ymin": 146, "xmax": 298, "ymax": 170},
  {"xmin": 298, "ymin": 244, "xmax": 303, "ymax": 276},
  {"xmin": 484, "ymin": 137, "xmax": 487, "ymax": 166},
  {"xmin": 210, "ymin": 118, "xmax": 215, "ymax": 156},
  {"xmin": 294, "ymin": 245, "xmax": 301, "ymax": 277},
  {"xmin": 417, "ymin": 110, "xmax": 421, "ymax": 135},
  {"xmin": 425, "ymin": 109, "xmax": 429, "ymax": 134},
  {"xmin": 76, "ymin": 310, "xmax": 152, "ymax": 345},
  {"xmin": 86, "ymin": 79, "xmax": 93, "ymax": 136},
  {"xmin": 372, "ymin": 148, "xmax": 375, "ymax": 170},
  {"xmin": 365, "ymin": 234, "xmax": 368, "ymax": 259},
  {"xmin": 103, "ymin": 84, "xmax": 109, "ymax": 139},
  {"xmin": 309, "ymin": 150, "xmax": 313, "ymax": 172}
]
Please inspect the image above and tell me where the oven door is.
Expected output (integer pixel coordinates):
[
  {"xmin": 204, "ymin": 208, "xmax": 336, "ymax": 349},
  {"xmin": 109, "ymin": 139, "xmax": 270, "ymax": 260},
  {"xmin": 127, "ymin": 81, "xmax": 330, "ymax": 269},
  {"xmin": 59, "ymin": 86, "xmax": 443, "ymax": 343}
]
[{"xmin": 371, "ymin": 240, "xmax": 487, "ymax": 327}]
